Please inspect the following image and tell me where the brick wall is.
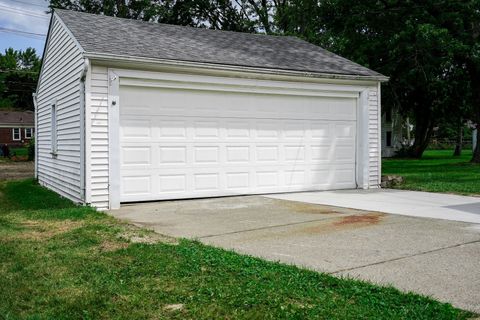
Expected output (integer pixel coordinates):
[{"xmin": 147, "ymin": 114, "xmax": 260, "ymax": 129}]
[{"xmin": 0, "ymin": 127, "xmax": 34, "ymax": 146}]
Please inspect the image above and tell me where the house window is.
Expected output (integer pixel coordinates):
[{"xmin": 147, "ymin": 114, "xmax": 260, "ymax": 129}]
[
  {"xmin": 385, "ymin": 109, "xmax": 392, "ymax": 123},
  {"xmin": 51, "ymin": 103, "xmax": 57, "ymax": 154},
  {"xmin": 25, "ymin": 128, "xmax": 33, "ymax": 139},
  {"xmin": 386, "ymin": 131, "xmax": 392, "ymax": 147},
  {"xmin": 12, "ymin": 128, "xmax": 21, "ymax": 141}
]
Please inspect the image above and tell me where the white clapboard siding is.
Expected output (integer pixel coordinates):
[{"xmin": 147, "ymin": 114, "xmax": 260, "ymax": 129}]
[
  {"xmin": 87, "ymin": 65, "xmax": 110, "ymax": 209},
  {"xmin": 36, "ymin": 15, "xmax": 85, "ymax": 203},
  {"xmin": 368, "ymin": 86, "xmax": 381, "ymax": 187}
]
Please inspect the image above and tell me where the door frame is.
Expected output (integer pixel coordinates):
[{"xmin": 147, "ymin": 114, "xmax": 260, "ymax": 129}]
[{"xmin": 107, "ymin": 67, "xmax": 375, "ymax": 209}]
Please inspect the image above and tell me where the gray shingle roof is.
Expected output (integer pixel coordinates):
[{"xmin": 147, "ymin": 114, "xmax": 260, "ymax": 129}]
[
  {"xmin": 0, "ymin": 111, "xmax": 34, "ymax": 126},
  {"xmin": 56, "ymin": 9, "xmax": 385, "ymax": 79}
]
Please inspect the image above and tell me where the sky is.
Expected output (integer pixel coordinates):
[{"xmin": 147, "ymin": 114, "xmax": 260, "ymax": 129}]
[{"xmin": 0, "ymin": 0, "xmax": 50, "ymax": 57}]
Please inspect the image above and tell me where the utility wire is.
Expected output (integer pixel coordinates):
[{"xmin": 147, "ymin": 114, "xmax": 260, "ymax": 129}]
[
  {"xmin": 2, "ymin": 0, "xmax": 47, "ymax": 8},
  {"xmin": 0, "ymin": 3, "xmax": 49, "ymax": 19},
  {"xmin": 0, "ymin": 27, "xmax": 46, "ymax": 39}
]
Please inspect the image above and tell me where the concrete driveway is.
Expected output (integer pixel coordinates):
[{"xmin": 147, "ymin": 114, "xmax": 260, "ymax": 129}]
[
  {"xmin": 110, "ymin": 195, "xmax": 480, "ymax": 313},
  {"xmin": 267, "ymin": 189, "xmax": 480, "ymax": 224}
]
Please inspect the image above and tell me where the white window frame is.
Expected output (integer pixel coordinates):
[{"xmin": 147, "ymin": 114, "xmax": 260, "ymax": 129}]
[
  {"xmin": 24, "ymin": 128, "xmax": 33, "ymax": 139},
  {"xmin": 51, "ymin": 101, "xmax": 57, "ymax": 155},
  {"xmin": 12, "ymin": 128, "xmax": 21, "ymax": 141}
]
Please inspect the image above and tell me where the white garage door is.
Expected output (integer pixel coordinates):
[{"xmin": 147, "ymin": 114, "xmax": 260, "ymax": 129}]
[{"xmin": 119, "ymin": 85, "xmax": 357, "ymax": 202}]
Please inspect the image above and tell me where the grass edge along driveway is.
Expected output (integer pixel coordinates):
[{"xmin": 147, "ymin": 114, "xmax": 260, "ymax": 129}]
[{"xmin": 0, "ymin": 179, "xmax": 476, "ymax": 319}]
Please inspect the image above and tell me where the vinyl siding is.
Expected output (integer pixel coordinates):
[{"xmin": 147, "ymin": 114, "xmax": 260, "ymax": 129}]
[
  {"xmin": 368, "ymin": 85, "xmax": 381, "ymax": 187},
  {"xmin": 87, "ymin": 65, "xmax": 110, "ymax": 210},
  {"xmin": 36, "ymin": 15, "xmax": 85, "ymax": 203}
]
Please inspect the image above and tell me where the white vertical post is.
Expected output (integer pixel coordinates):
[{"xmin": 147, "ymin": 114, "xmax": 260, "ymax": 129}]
[
  {"xmin": 377, "ymin": 82, "xmax": 382, "ymax": 187},
  {"xmin": 356, "ymin": 89, "xmax": 370, "ymax": 189},
  {"xmin": 108, "ymin": 69, "xmax": 121, "ymax": 209},
  {"xmin": 84, "ymin": 59, "xmax": 92, "ymax": 204}
]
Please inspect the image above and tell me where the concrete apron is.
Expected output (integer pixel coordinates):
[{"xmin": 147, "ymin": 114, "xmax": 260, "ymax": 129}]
[{"xmin": 109, "ymin": 196, "xmax": 480, "ymax": 313}]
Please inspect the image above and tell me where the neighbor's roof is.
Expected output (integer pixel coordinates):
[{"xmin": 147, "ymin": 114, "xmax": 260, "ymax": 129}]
[
  {"xmin": 0, "ymin": 111, "xmax": 34, "ymax": 126},
  {"xmin": 55, "ymin": 9, "xmax": 386, "ymax": 79}
]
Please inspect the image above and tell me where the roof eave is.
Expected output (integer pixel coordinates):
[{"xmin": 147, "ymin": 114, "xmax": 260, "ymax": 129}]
[{"xmin": 84, "ymin": 52, "xmax": 389, "ymax": 82}]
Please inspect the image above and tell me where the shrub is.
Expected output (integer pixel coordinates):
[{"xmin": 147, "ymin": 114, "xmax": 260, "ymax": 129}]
[{"xmin": 27, "ymin": 138, "xmax": 35, "ymax": 161}]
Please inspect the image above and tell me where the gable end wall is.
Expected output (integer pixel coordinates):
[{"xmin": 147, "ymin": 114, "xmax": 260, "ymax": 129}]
[{"xmin": 35, "ymin": 15, "xmax": 85, "ymax": 203}]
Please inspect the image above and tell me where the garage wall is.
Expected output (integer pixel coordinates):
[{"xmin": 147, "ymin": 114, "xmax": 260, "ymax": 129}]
[
  {"xmin": 86, "ymin": 65, "xmax": 381, "ymax": 209},
  {"xmin": 35, "ymin": 15, "xmax": 85, "ymax": 203},
  {"xmin": 368, "ymin": 86, "xmax": 381, "ymax": 187},
  {"xmin": 87, "ymin": 65, "xmax": 110, "ymax": 209}
]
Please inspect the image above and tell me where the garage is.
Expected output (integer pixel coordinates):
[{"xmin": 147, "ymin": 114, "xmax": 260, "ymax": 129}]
[
  {"xmin": 35, "ymin": 10, "xmax": 387, "ymax": 210},
  {"xmin": 119, "ymin": 84, "xmax": 357, "ymax": 202}
]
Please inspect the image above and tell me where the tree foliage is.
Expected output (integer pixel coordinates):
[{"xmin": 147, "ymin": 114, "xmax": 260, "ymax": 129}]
[
  {"xmin": 49, "ymin": 0, "xmax": 256, "ymax": 31},
  {"xmin": 0, "ymin": 48, "xmax": 41, "ymax": 111}
]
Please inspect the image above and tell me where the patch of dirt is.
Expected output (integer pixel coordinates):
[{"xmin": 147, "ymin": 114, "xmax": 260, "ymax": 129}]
[
  {"xmin": 334, "ymin": 213, "xmax": 383, "ymax": 226},
  {"xmin": 117, "ymin": 226, "xmax": 178, "ymax": 245},
  {"xmin": 0, "ymin": 161, "xmax": 34, "ymax": 180},
  {"xmin": 301, "ymin": 213, "xmax": 384, "ymax": 235},
  {"xmin": 98, "ymin": 240, "xmax": 130, "ymax": 252},
  {"xmin": 15, "ymin": 219, "xmax": 84, "ymax": 241},
  {"xmin": 163, "ymin": 304, "xmax": 184, "ymax": 312}
]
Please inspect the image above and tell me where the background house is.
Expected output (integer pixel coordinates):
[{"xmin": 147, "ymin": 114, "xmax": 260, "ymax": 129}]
[
  {"xmin": 0, "ymin": 110, "xmax": 34, "ymax": 147},
  {"xmin": 381, "ymin": 108, "xmax": 413, "ymax": 157}
]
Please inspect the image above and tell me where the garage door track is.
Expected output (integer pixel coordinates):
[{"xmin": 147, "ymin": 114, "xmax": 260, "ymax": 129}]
[{"xmin": 109, "ymin": 196, "xmax": 480, "ymax": 313}]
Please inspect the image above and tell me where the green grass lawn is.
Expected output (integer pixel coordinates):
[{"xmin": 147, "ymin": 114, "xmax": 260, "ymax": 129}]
[
  {"xmin": 382, "ymin": 149, "xmax": 480, "ymax": 196},
  {"xmin": 10, "ymin": 147, "xmax": 28, "ymax": 157},
  {"xmin": 0, "ymin": 179, "xmax": 475, "ymax": 319}
]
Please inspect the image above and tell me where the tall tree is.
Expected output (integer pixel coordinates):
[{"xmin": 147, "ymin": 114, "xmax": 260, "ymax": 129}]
[
  {"xmin": 453, "ymin": 0, "xmax": 480, "ymax": 162},
  {"xmin": 0, "ymin": 48, "xmax": 41, "ymax": 111},
  {"xmin": 274, "ymin": 0, "xmax": 471, "ymax": 158}
]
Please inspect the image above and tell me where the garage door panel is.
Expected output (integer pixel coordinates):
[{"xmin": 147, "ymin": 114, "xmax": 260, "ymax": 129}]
[
  {"xmin": 120, "ymin": 86, "xmax": 356, "ymax": 121},
  {"xmin": 120, "ymin": 169, "xmax": 357, "ymax": 202},
  {"xmin": 119, "ymin": 142, "xmax": 356, "ymax": 167},
  {"xmin": 122, "ymin": 146, "xmax": 151, "ymax": 166},
  {"xmin": 119, "ymin": 85, "xmax": 357, "ymax": 202},
  {"xmin": 121, "ymin": 175, "xmax": 151, "ymax": 196}
]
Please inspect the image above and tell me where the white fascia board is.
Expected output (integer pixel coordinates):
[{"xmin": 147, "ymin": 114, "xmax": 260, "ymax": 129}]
[{"xmin": 85, "ymin": 52, "xmax": 389, "ymax": 83}]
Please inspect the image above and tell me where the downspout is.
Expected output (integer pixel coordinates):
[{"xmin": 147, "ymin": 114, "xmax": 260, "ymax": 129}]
[
  {"xmin": 32, "ymin": 92, "xmax": 38, "ymax": 179},
  {"xmin": 79, "ymin": 57, "xmax": 89, "ymax": 203}
]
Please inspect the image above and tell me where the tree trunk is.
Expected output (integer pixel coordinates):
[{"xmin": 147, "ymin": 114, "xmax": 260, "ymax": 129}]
[
  {"xmin": 409, "ymin": 111, "xmax": 433, "ymax": 158},
  {"xmin": 473, "ymin": 125, "xmax": 480, "ymax": 163},
  {"xmin": 453, "ymin": 121, "xmax": 463, "ymax": 156},
  {"xmin": 466, "ymin": 58, "xmax": 480, "ymax": 163}
]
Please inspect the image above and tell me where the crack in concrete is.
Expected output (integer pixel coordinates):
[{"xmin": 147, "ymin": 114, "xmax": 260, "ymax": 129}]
[{"xmin": 329, "ymin": 239, "xmax": 480, "ymax": 275}]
